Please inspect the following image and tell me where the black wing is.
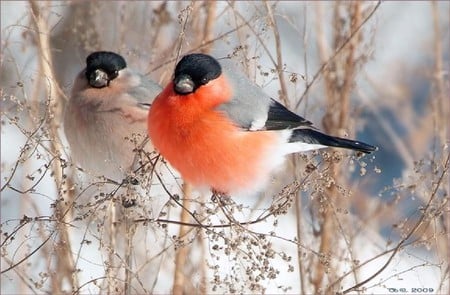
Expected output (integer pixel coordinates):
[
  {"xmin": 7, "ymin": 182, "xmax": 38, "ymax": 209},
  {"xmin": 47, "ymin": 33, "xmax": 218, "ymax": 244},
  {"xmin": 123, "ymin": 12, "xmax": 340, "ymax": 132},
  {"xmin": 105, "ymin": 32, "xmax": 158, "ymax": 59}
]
[{"xmin": 265, "ymin": 98, "xmax": 313, "ymax": 130}]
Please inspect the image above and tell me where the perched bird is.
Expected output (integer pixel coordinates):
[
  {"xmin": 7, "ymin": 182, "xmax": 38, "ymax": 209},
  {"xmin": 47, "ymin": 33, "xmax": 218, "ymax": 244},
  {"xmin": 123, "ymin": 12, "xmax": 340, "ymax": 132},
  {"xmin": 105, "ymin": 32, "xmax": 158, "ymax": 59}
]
[
  {"xmin": 148, "ymin": 53, "xmax": 377, "ymax": 196},
  {"xmin": 64, "ymin": 51, "xmax": 162, "ymax": 181}
]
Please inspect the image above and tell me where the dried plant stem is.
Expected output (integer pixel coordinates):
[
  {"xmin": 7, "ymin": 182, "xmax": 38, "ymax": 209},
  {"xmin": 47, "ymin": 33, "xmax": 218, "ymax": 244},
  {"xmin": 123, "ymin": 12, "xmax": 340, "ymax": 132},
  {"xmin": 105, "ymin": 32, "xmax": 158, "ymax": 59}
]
[
  {"xmin": 227, "ymin": 1, "xmax": 250, "ymax": 72},
  {"xmin": 172, "ymin": 183, "xmax": 193, "ymax": 295},
  {"xmin": 264, "ymin": 1, "xmax": 288, "ymax": 105},
  {"xmin": 338, "ymin": 2, "xmax": 361, "ymax": 129},
  {"xmin": 29, "ymin": 0, "xmax": 78, "ymax": 293},
  {"xmin": 200, "ymin": 1, "xmax": 216, "ymax": 54},
  {"xmin": 301, "ymin": 4, "xmax": 310, "ymax": 116},
  {"xmin": 343, "ymin": 153, "xmax": 450, "ymax": 294},
  {"xmin": 295, "ymin": 1, "xmax": 381, "ymax": 109},
  {"xmin": 174, "ymin": 1, "xmax": 194, "ymax": 70},
  {"xmin": 124, "ymin": 213, "xmax": 137, "ymax": 295},
  {"xmin": 197, "ymin": 231, "xmax": 208, "ymax": 295},
  {"xmin": 312, "ymin": 2, "xmax": 363, "ymax": 293},
  {"xmin": 294, "ymin": 7, "xmax": 309, "ymax": 288},
  {"xmin": 293, "ymin": 166, "xmax": 307, "ymax": 295},
  {"xmin": 311, "ymin": 188, "xmax": 333, "ymax": 294},
  {"xmin": 198, "ymin": 3, "xmax": 217, "ymax": 292},
  {"xmin": 430, "ymin": 0, "xmax": 450, "ymax": 275},
  {"xmin": 431, "ymin": 1, "xmax": 448, "ymax": 147},
  {"xmin": 106, "ymin": 202, "xmax": 118, "ymax": 294},
  {"xmin": 310, "ymin": 4, "xmax": 331, "ymax": 293}
]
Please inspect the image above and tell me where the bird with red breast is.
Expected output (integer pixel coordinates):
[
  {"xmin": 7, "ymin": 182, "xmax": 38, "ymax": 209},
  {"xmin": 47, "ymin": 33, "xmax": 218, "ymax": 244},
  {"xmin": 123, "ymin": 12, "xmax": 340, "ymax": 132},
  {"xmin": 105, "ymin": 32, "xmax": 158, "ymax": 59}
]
[{"xmin": 148, "ymin": 53, "xmax": 377, "ymax": 197}]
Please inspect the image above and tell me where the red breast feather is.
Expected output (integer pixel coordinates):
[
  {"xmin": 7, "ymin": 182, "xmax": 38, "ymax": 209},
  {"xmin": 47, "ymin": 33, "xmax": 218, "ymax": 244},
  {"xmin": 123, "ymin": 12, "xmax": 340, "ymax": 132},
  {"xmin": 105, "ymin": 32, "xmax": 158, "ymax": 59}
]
[{"xmin": 148, "ymin": 76, "xmax": 279, "ymax": 195}]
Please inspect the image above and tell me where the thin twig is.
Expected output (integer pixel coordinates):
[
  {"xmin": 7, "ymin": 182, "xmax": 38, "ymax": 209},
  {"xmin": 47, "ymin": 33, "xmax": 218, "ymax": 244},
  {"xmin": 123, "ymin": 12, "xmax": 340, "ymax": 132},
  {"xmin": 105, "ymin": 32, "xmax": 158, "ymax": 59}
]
[
  {"xmin": 264, "ymin": 1, "xmax": 289, "ymax": 105},
  {"xmin": 29, "ymin": 1, "xmax": 78, "ymax": 292},
  {"xmin": 200, "ymin": 1, "xmax": 216, "ymax": 54},
  {"xmin": 342, "ymin": 153, "xmax": 450, "ymax": 294},
  {"xmin": 172, "ymin": 183, "xmax": 193, "ymax": 295},
  {"xmin": 147, "ymin": 17, "xmax": 252, "ymax": 75},
  {"xmin": 168, "ymin": 6, "xmax": 197, "ymax": 286},
  {"xmin": 1, "ymin": 231, "xmax": 56, "ymax": 274},
  {"xmin": 295, "ymin": 1, "xmax": 381, "ymax": 109}
]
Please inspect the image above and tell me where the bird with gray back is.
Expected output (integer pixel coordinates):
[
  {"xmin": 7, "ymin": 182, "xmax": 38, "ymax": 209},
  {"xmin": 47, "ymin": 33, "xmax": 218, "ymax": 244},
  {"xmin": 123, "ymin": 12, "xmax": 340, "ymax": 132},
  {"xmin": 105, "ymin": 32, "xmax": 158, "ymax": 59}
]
[{"xmin": 64, "ymin": 51, "xmax": 162, "ymax": 181}]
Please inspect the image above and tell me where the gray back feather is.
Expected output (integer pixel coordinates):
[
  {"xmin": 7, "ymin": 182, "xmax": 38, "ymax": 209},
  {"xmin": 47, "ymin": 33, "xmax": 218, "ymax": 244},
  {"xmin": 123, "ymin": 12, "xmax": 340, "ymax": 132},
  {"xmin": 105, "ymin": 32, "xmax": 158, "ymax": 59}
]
[
  {"xmin": 216, "ymin": 58, "xmax": 271, "ymax": 130},
  {"xmin": 215, "ymin": 58, "xmax": 311, "ymax": 131}
]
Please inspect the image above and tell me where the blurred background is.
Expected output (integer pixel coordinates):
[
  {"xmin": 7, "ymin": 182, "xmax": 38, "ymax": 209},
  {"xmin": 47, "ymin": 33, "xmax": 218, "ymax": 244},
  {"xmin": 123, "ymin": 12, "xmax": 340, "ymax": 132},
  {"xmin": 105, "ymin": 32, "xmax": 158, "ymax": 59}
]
[{"xmin": 1, "ymin": 1, "xmax": 449, "ymax": 294}]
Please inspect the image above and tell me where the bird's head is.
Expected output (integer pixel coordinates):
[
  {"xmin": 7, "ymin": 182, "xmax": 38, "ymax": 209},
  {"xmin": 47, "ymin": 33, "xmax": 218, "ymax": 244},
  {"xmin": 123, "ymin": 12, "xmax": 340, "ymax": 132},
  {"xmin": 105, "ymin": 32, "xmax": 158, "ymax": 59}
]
[
  {"xmin": 85, "ymin": 51, "xmax": 127, "ymax": 88},
  {"xmin": 172, "ymin": 53, "xmax": 232, "ymax": 107}
]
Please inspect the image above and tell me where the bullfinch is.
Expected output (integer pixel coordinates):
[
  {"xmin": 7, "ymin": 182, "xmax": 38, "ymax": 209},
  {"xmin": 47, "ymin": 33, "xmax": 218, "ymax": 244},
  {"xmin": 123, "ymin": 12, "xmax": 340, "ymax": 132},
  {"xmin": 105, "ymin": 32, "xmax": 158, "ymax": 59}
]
[
  {"xmin": 147, "ymin": 53, "xmax": 377, "ymax": 196},
  {"xmin": 64, "ymin": 51, "xmax": 162, "ymax": 181}
]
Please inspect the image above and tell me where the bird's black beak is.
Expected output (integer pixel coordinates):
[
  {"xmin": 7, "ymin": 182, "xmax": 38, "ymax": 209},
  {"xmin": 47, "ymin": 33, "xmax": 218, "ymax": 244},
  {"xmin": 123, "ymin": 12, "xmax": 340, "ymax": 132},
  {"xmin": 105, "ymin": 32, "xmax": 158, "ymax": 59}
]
[
  {"xmin": 174, "ymin": 74, "xmax": 194, "ymax": 94},
  {"xmin": 89, "ymin": 69, "xmax": 110, "ymax": 88}
]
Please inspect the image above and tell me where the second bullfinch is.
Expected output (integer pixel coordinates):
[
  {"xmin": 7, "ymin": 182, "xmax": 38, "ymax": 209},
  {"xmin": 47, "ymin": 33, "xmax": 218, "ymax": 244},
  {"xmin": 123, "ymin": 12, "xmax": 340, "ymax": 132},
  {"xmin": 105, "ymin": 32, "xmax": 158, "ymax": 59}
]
[
  {"xmin": 148, "ymin": 53, "xmax": 377, "ymax": 196},
  {"xmin": 64, "ymin": 51, "xmax": 162, "ymax": 181}
]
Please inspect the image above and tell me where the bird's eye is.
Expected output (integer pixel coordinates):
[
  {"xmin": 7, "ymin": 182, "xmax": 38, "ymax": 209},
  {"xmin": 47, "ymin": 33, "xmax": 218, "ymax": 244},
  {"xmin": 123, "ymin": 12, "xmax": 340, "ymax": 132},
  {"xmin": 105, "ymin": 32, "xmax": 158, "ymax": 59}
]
[
  {"xmin": 200, "ymin": 77, "xmax": 208, "ymax": 84},
  {"xmin": 109, "ymin": 70, "xmax": 120, "ymax": 80}
]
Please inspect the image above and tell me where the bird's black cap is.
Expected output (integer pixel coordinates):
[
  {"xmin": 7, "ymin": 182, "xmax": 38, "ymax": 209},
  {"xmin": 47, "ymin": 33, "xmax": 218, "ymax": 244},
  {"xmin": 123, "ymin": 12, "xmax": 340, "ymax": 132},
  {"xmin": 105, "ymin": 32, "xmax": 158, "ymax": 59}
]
[
  {"xmin": 85, "ymin": 51, "xmax": 127, "ymax": 87},
  {"xmin": 173, "ymin": 53, "xmax": 222, "ymax": 94}
]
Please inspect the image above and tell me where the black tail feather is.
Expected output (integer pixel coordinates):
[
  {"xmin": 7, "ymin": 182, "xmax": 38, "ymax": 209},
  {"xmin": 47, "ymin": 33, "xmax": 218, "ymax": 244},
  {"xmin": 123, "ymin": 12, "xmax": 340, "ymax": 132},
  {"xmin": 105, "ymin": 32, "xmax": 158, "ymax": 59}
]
[{"xmin": 290, "ymin": 128, "xmax": 377, "ymax": 154}]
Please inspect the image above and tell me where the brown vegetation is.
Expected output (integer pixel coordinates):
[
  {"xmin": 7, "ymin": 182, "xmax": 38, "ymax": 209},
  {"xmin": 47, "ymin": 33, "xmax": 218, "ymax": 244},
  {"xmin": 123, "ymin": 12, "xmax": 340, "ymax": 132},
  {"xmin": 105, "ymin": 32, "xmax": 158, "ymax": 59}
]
[{"xmin": 1, "ymin": 1, "xmax": 448, "ymax": 294}]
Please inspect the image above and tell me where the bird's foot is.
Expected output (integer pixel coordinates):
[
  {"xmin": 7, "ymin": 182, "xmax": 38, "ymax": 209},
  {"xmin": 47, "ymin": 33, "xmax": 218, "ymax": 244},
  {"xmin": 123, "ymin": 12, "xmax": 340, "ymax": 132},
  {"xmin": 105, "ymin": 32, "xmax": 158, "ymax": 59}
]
[
  {"xmin": 124, "ymin": 175, "xmax": 139, "ymax": 185},
  {"xmin": 120, "ymin": 176, "xmax": 140, "ymax": 208},
  {"xmin": 121, "ymin": 196, "xmax": 137, "ymax": 208},
  {"xmin": 211, "ymin": 189, "xmax": 231, "ymax": 205}
]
